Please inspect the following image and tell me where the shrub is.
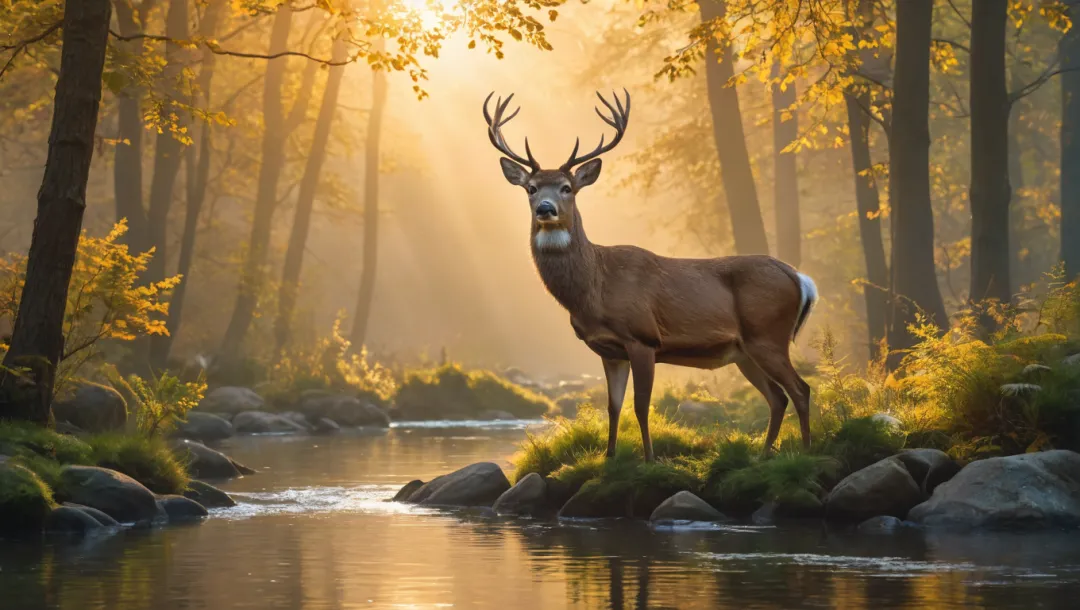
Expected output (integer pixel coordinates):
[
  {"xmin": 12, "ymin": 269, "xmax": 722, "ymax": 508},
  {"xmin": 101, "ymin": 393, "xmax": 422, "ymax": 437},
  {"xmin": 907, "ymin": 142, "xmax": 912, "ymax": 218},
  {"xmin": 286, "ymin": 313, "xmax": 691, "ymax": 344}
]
[
  {"xmin": 712, "ymin": 453, "xmax": 839, "ymax": 514},
  {"xmin": 394, "ymin": 363, "xmax": 552, "ymax": 420},
  {"xmin": 105, "ymin": 367, "xmax": 206, "ymax": 436},
  {"xmin": 86, "ymin": 434, "xmax": 189, "ymax": 494},
  {"xmin": 818, "ymin": 417, "xmax": 905, "ymax": 473},
  {"xmin": 553, "ymin": 452, "xmax": 704, "ymax": 518},
  {"xmin": 0, "ymin": 464, "xmax": 57, "ymax": 533}
]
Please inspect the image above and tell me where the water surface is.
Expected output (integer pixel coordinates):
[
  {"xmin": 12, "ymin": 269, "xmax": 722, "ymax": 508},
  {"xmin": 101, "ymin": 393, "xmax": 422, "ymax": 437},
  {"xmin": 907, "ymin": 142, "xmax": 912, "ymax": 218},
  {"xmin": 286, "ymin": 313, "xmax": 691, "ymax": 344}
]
[{"xmin": 2, "ymin": 423, "xmax": 1079, "ymax": 609}]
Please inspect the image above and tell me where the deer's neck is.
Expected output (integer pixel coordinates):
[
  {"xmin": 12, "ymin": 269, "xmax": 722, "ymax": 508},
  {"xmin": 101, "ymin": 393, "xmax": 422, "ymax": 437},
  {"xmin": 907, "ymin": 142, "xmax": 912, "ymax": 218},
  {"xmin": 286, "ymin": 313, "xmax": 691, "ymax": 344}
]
[{"xmin": 531, "ymin": 210, "xmax": 598, "ymax": 316}]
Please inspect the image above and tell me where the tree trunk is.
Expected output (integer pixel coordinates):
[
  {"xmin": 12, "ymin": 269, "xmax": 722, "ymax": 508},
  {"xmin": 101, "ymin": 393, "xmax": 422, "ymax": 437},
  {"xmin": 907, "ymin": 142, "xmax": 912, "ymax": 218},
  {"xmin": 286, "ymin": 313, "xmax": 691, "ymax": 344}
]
[
  {"xmin": 968, "ymin": 0, "xmax": 1012, "ymax": 310},
  {"xmin": 145, "ymin": 0, "xmax": 190, "ymax": 287},
  {"xmin": 771, "ymin": 66, "xmax": 801, "ymax": 266},
  {"xmin": 0, "ymin": 0, "xmax": 112, "ymax": 424},
  {"xmin": 1008, "ymin": 67, "xmax": 1027, "ymax": 293},
  {"xmin": 112, "ymin": 0, "xmax": 149, "ymax": 254},
  {"xmin": 349, "ymin": 64, "xmax": 388, "ymax": 350},
  {"xmin": 844, "ymin": 92, "xmax": 890, "ymax": 360},
  {"xmin": 699, "ymin": 0, "xmax": 770, "ymax": 255},
  {"xmin": 150, "ymin": 0, "xmax": 226, "ymax": 369},
  {"xmin": 274, "ymin": 39, "xmax": 348, "ymax": 358},
  {"xmin": 886, "ymin": 0, "xmax": 947, "ymax": 360},
  {"xmin": 1061, "ymin": 1, "xmax": 1080, "ymax": 279},
  {"xmin": 220, "ymin": 6, "xmax": 317, "ymax": 359}
]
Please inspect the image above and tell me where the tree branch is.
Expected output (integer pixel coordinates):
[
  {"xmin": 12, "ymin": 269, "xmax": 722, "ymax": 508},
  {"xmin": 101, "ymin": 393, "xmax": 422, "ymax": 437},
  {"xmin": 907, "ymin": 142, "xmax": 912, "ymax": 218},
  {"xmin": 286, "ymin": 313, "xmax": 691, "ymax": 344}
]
[{"xmin": 108, "ymin": 30, "xmax": 366, "ymax": 65}]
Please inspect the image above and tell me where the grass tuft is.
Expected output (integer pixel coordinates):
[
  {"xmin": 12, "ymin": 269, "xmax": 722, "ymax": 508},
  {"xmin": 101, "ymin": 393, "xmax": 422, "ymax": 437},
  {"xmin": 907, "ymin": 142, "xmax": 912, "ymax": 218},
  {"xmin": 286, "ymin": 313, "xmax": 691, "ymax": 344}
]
[
  {"xmin": 86, "ymin": 434, "xmax": 189, "ymax": 494},
  {"xmin": 394, "ymin": 363, "xmax": 553, "ymax": 420}
]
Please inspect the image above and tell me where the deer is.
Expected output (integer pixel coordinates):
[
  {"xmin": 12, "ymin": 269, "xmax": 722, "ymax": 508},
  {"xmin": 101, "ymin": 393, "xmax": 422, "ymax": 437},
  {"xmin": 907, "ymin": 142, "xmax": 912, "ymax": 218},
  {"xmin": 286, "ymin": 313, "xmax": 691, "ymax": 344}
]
[{"xmin": 482, "ymin": 90, "xmax": 819, "ymax": 462}]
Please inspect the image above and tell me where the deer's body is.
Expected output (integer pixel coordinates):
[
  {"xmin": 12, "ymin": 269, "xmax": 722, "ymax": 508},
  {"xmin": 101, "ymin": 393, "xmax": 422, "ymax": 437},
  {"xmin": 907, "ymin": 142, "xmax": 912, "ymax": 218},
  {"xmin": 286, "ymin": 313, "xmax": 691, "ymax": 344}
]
[{"xmin": 485, "ymin": 93, "xmax": 817, "ymax": 461}]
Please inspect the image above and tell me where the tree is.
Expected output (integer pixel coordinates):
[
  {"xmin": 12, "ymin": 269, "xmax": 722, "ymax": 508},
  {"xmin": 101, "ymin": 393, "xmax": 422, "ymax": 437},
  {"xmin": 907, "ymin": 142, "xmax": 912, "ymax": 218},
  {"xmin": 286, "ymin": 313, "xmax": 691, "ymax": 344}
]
[
  {"xmin": 274, "ymin": 38, "xmax": 348, "ymax": 357},
  {"xmin": 350, "ymin": 60, "xmax": 388, "ymax": 350},
  {"xmin": 0, "ymin": 0, "xmax": 112, "ymax": 424},
  {"xmin": 772, "ymin": 65, "xmax": 801, "ymax": 266},
  {"xmin": 969, "ymin": 0, "xmax": 1012, "ymax": 310},
  {"xmin": 1062, "ymin": 1, "xmax": 1080, "ymax": 278},
  {"xmin": 219, "ymin": 5, "xmax": 317, "ymax": 360},
  {"xmin": 698, "ymin": 0, "xmax": 770, "ymax": 255}
]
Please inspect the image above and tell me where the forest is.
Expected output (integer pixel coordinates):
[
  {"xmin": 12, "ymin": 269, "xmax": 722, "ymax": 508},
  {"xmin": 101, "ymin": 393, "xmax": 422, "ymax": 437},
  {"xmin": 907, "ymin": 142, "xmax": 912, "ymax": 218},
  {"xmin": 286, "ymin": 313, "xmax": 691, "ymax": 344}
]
[{"xmin": 2, "ymin": 1, "xmax": 1080, "ymax": 601}]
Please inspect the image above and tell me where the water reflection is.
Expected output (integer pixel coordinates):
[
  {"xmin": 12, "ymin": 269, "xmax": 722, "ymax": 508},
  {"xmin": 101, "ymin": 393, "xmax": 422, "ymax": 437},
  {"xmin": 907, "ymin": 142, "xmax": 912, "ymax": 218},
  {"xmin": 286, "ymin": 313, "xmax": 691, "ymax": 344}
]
[{"xmin": 2, "ymin": 426, "xmax": 1079, "ymax": 609}]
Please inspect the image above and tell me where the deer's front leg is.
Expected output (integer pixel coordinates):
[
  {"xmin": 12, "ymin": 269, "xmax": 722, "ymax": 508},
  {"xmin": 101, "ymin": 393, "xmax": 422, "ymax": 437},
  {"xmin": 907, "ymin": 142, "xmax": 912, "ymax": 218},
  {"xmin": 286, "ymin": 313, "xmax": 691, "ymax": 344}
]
[
  {"xmin": 626, "ymin": 344, "xmax": 656, "ymax": 462},
  {"xmin": 601, "ymin": 358, "xmax": 630, "ymax": 458}
]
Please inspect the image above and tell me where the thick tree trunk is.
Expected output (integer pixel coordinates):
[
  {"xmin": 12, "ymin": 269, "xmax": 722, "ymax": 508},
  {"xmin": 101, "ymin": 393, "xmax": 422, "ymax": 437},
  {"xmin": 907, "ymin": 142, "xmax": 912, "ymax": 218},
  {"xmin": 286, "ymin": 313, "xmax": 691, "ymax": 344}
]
[
  {"xmin": 112, "ymin": 0, "xmax": 150, "ymax": 254},
  {"xmin": 150, "ymin": 0, "xmax": 226, "ymax": 369},
  {"xmin": 771, "ymin": 68, "xmax": 801, "ymax": 266},
  {"xmin": 844, "ymin": 92, "xmax": 889, "ymax": 360},
  {"xmin": 968, "ymin": 0, "xmax": 1012, "ymax": 309},
  {"xmin": 274, "ymin": 40, "xmax": 348, "ymax": 357},
  {"xmin": 1061, "ymin": 1, "xmax": 1080, "ymax": 278},
  {"xmin": 220, "ymin": 7, "xmax": 316, "ymax": 359},
  {"xmin": 349, "ymin": 65, "xmax": 388, "ymax": 350},
  {"xmin": 0, "ymin": 0, "xmax": 112, "ymax": 424},
  {"xmin": 145, "ymin": 0, "xmax": 190, "ymax": 287},
  {"xmin": 886, "ymin": 0, "xmax": 947, "ymax": 360},
  {"xmin": 699, "ymin": 0, "xmax": 769, "ymax": 255},
  {"xmin": 1008, "ymin": 67, "xmax": 1027, "ymax": 293}
]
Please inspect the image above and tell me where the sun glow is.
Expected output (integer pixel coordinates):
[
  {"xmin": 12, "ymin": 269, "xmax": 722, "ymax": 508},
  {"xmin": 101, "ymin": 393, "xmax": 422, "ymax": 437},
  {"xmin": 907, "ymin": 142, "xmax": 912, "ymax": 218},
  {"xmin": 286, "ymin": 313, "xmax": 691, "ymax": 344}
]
[{"xmin": 399, "ymin": 0, "xmax": 447, "ymax": 31}]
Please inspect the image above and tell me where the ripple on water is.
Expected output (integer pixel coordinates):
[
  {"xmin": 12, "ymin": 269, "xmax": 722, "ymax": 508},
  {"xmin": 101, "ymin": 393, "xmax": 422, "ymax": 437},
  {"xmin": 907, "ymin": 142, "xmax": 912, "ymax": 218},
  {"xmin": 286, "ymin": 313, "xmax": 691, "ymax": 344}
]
[
  {"xmin": 389, "ymin": 419, "xmax": 549, "ymax": 431},
  {"xmin": 215, "ymin": 485, "xmax": 440, "ymax": 520},
  {"xmin": 697, "ymin": 551, "xmax": 1060, "ymax": 580}
]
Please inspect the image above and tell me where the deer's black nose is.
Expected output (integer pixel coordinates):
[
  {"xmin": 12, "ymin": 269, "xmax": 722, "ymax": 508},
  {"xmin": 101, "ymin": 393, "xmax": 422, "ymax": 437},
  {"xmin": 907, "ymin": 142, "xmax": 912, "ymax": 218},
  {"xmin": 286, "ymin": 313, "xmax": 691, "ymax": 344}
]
[{"xmin": 536, "ymin": 201, "xmax": 557, "ymax": 218}]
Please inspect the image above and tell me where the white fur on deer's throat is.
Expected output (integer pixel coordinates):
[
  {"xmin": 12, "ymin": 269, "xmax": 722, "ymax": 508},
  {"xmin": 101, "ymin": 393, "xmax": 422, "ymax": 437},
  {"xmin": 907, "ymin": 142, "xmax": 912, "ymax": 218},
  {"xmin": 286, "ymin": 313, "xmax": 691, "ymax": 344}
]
[{"xmin": 534, "ymin": 228, "xmax": 571, "ymax": 250}]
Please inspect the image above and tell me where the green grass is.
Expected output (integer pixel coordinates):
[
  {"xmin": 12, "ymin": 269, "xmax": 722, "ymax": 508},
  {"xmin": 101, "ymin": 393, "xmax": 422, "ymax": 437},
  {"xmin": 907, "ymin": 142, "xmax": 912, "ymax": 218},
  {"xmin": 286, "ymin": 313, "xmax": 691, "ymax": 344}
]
[
  {"xmin": 817, "ymin": 417, "xmax": 905, "ymax": 473},
  {"xmin": 0, "ymin": 463, "xmax": 57, "ymax": 532},
  {"xmin": 86, "ymin": 434, "xmax": 189, "ymax": 494},
  {"xmin": 0, "ymin": 421, "xmax": 93, "ymax": 464},
  {"xmin": 393, "ymin": 363, "xmax": 553, "ymax": 420}
]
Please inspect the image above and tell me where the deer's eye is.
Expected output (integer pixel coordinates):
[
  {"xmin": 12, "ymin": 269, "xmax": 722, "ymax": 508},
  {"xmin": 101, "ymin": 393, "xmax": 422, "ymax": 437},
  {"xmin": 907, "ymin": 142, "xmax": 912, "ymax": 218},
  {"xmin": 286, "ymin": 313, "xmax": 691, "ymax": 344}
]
[
  {"xmin": 527, "ymin": 185, "xmax": 538, "ymax": 195},
  {"xmin": 561, "ymin": 185, "xmax": 573, "ymax": 194}
]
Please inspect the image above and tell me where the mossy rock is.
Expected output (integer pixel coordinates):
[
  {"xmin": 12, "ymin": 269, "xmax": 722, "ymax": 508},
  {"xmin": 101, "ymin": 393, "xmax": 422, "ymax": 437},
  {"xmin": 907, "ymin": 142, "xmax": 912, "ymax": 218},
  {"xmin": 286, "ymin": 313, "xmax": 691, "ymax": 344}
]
[{"xmin": 0, "ymin": 463, "xmax": 57, "ymax": 534}]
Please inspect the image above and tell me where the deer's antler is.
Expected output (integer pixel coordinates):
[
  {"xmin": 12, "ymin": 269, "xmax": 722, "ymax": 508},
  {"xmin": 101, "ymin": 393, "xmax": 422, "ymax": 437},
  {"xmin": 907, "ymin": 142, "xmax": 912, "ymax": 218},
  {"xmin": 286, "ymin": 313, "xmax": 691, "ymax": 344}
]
[
  {"xmin": 560, "ymin": 89, "xmax": 631, "ymax": 172},
  {"xmin": 483, "ymin": 92, "xmax": 540, "ymax": 172}
]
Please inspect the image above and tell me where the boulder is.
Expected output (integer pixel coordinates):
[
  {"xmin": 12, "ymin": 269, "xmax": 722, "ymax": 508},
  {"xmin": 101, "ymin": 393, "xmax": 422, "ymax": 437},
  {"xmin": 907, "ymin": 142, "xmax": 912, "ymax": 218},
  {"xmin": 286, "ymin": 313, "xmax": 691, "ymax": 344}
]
[
  {"xmin": 751, "ymin": 502, "xmax": 777, "ymax": 525},
  {"xmin": 493, "ymin": 473, "xmax": 547, "ymax": 516},
  {"xmin": 232, "ymin": 411, "xmax": 308, "ymax": 434},
  {"xmin": 58, "ymin": 465, "xmax": 159, "ymax": 524},
  {"xmin": 825, "ymin": 457, "xmax": 923, "ymax": 522},
  {"xmin": 156, "ymin": 495, "xmax": 209, "ymax": 521},
  {"xmin": 44, "ymin": 506, "xmax": 105, "ymax": 534},
  {"xmin": 313, "ymin": 417, "xmax": 341, "ymax": 434},
  {"xmin": 52, "ymin": 381, "xmax": 128, "ymax": 432},
  {"xmin": 908, "ymin": 450, "xmax": 1080, "ymax": 529},
  {"xmin": 54, "ymin": 421, "xmax": 85, "ymax": 436},
  {"xmin": 554, "ymin": 395, "xmax": 584, "ymax": 419},
  {"xmin": 407, "ymin": 463, "xmax": 511, "ymax": 507},
  {"xmin": 870, "ymin": 412, "xmax": 903, "ymax": 431},
  {"xmin": 299, "ymin": 394, "xmax": 390, "ymax": 428},
  {"xmin": 171, "ymin": 439, "xmax": 242, "ymax": 479},
  {"xmin": 856, "ymin": 515, "xmax": 907, "ymax": 534},
  {"xmin": 183, "ymin": 480, "xmax": 236, "ymax": 508},
  {"xmin": 896, "ymin": 448, "xmax": 961, "ymax": 495},
  {"xmin": 172, "ymin": 412, "xmax": 234, "ymax": 442},
  {"xmin": 650, "ymin": 491, "xmax": 728, "ymax": 522},
  {"xmin": 0, "ymin": 463, "xmax": 55, "ymax": 532},
  {"xmin": 557, "ymin": 484, "xmax": 623, "ymax": 519},
  {"xmin": 62, "ymin": 502, "xmax": 120, "ymax": 527},
  {"xmin": 393, "ymin": 479, "xmax": 425, "ymax": 502},
  {"xmin": 478, "ymin": 410, "xmax": 516, "ymax": 421},
  {"xmin": 280, "ymin": 411, "xmax": 314, "ymax": 432},
  {"xmin": 198, "ymin": 387, "xmax": 266, "ymax": 416}
]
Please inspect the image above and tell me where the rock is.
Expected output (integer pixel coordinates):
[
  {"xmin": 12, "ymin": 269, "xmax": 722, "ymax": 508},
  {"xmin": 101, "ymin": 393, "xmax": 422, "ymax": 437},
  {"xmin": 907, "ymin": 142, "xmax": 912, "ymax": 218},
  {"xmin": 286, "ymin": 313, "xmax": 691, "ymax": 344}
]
[
  {"xmin": 198, "ymin": 386, "xmax": 266, "ymax": 416},
  {"xmin": 171, "ymin": 439, "xmax": 243, "ymax": 479},
  {"xmin": 58, "ymin": 465, "xmax": 159, "ymax": 524},
  {"xmin": 676, "ymin": 401, "xmax": 713, "ymax": 423},
  {"xmin": 557, "ymin": 484, "xmax": 622, "ymax": 519},
  {"xmin": 0, "ymin": 463, "xmax": 55, "ymax": 532},
  {"xmin": 157, "ymin": 495, "xmax": 209, "ymax": 521},
  {"xmin": 870, "ymin": 412, "xmax": 903, "ymax": 431},
  {"xmin": 896, "ymin": 448, "xmax": 961, "ymax": 495},
  {"xmin": 493, "ymin": 473, "xmax": 547, "ymax": 516},
  {"xmin": 299, "ymin": 394, "xmax": 390, "ymax": 428},
  {"xmin": 751, "ymin": 502, "xmax": 777, "ymax": 525},
  {"xmin": 650, "ymin": 491, "xmax": 728, "ymax": 522},
  {"xmin": 52, "ymin": 381, "xmax": 128, "ymax": 432},
  {"xmin": 554, "ymin": 395, "xmax": 584, "ymax": 419},
  {"xmin": 857, "ymin": 515, "xmax": 907, "ymax": 534},
  {"xmin": 232, "ymin": 411, "xmax": 308, "ymax": 434},
  {"xmin": 183, "ymin": 480, "xmax": 236, "ymax": 508},
  {"xmin": 407, "ymin": 463, "xmax": 511, "ymax": 507},
  {"xmin": 478, "ymin": 410, "xmax": 516, "ymax": 421},
  {"xmin": 172, "ymin": 412, "xmax": 234, "ymax": 442},
  {"xmin": 44, "ymin": 506, "xmax": 105, "ymax": 534},
  {"xmin": 54, "ymin": 421, "xmax": 85, "ymax": 436},
  {"xmin": 908, "ymin": 450, "xmax": 1080, "ymax": 529},
  {"xmin": 280, "ymin": 411, "xmax": 314, "ymax": 432},
  {"xmin": 313, "ymin": 417, "xmax": 341, "ymax": 434},
  {"xmin": 393, "ymin": 479, "xmax": 425, "ymax": 502},
  {"xmin": 62, "ymin": 503, "xmax": 120, "ymax": 527},
  {"xmin": 825, "ymin": 457, "xmax": 923, "ymax": 522}
]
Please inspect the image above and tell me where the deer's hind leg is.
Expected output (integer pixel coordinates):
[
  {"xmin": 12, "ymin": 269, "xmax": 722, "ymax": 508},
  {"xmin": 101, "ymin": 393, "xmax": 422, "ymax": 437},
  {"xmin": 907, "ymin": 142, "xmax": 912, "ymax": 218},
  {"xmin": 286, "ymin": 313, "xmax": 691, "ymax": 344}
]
[
  {"xmin": 601, "ymin": 358, "xmax": 631, "ymax": 458},
  {"xmin": 736, "ymin": 359, "xmax": 790, "ymax": 453},
  {"xmin": 741, "ymin": 342, "xmax": 812, "ymax": 450}
]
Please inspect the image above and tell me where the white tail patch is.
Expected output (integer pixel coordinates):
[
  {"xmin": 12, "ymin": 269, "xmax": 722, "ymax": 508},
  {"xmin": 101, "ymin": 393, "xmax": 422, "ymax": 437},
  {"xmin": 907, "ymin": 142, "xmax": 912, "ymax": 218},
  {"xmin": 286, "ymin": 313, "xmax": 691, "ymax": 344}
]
[
  {"xmin": 535, "ymin": 228, "xmax": 571, "ymax": 251},
  {"xmin": 792, "ymin": 272, "xmax": 819, "ymax": 341}
]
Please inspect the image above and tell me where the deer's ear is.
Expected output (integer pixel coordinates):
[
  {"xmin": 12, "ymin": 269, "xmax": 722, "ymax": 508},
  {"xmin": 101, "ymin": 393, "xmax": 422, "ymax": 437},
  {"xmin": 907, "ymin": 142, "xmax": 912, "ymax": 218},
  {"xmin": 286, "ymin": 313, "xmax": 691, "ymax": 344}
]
[
  {"xmin": 500, "ymin": 158, "xmax": 530, "ymax": 186},
  {"xmin": 573, "ymin": 159, "xmax": 602, "ymax": 189}
]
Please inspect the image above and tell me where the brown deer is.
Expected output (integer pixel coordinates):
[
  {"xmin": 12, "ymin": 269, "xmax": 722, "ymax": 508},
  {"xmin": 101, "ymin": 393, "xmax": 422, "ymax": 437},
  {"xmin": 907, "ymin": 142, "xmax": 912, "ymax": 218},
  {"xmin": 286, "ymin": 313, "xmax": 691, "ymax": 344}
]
[{"xmin": 483, "ymin": 90, "xmax": 818, "ymax": 461}]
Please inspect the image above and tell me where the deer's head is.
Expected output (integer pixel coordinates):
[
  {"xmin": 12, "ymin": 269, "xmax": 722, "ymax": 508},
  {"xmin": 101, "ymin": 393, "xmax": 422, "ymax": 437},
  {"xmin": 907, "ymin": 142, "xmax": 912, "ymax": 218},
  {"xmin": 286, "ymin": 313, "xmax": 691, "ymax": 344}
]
[{"xmin": 483, "ymin": 90, "xmax": 631, "ymax": 250}]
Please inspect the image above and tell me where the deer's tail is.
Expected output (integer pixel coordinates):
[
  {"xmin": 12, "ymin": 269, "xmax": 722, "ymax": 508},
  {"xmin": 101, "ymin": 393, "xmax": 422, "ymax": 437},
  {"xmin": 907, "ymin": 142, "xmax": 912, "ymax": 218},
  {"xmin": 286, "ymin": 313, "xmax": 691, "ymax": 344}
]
[{"xmin": 791, "ymin": 272, "xmax": 818, "ymax": 342}]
